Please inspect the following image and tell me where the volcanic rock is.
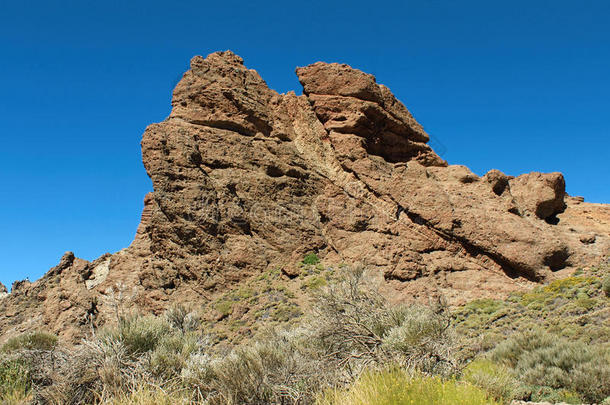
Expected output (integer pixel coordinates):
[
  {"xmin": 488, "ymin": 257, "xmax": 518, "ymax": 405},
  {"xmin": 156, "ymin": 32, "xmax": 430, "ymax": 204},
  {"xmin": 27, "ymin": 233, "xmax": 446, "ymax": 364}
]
[
  {"xmin": 1, "ymin": 51, "xmax": 608, "ymax": 342},
  {"xmin": 509, "ymin": 172, "xmax": 567, "ymax": 221}
]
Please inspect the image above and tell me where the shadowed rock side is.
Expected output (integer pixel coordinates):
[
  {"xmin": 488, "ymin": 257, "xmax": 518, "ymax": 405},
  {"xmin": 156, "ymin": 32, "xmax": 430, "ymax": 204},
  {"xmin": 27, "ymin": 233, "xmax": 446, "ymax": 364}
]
[{"xmin": 1, "ymin": 51, "xmax": 608, "ymax": 342}]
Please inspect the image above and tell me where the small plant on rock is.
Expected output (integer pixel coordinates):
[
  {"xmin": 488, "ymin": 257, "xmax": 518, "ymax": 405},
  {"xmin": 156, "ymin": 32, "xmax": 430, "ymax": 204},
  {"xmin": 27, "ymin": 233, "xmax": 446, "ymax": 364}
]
[{"xmin": 303, "ymin": 253, "xmax": 320, "ymax": 265}]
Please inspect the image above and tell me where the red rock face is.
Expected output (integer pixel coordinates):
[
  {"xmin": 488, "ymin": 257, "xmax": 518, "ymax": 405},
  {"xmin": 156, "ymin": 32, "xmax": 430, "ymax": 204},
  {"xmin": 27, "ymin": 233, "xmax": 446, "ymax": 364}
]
[{"xmin": 1, "ymin": 51, "xmax": 608, "ymax": 341}]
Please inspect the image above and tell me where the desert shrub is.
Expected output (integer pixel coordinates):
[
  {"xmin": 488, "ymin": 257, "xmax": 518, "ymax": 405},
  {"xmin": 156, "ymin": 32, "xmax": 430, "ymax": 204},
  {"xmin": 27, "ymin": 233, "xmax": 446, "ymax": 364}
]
[
  {"xmin": 100, "ymin": 315, "xmax": 173, "ymax": 358},
  {"xmin": 35, "ymin": 310, "xmax": 207, "ymax": 404},
  {"xmin": 0, "ymin": 343, "xmax": 100, "ymax": 405},
  {"xmin": 522, "ymin": 387, "xmax": 583, "ymax": 404},
  {"xmin": 108, "ymin": 384, "xmax": 189, "ymax": 405},
  {"xmin": 307, "ymin": 267, "xmax": 385, "ymax": 370},
  {"xmin": 214, "ymin": 299, "xmax": 234, "ymax": 317},
  {"xmin": 1, "ymin": 331, "xmax": 58, "ymax": 352},
  {"xmin": 93, "ymin": 312, "xmax": 207, "ymax": 389},
  {"xmin": 32, "ymin": 338, "xmax": 144, "ymax": 404},
  {"xmin": 165, "ymin": 304, "xmax": 201, "ymax": 333},
  {"xmin": 557, "ymin": 351, "xmax": 609, "ymax": 403},
  {"xmin": 178, "ymin": 268, "xmax": 458, "ymax": 403},
  {"xmin": 181, "ymin": 329, "xmax": 325, "ymax": 404},
  {"xmin": 462, "ymin": 359, "xmax": 520, "ymax": 402},
  {"xmin": 492, "ymin": 329, "xmax": 610, "ymax": 403},
  {"xmin": 0, "ymin": 338, "xmax": 85, "ymax": 404},
  {"xmin": 0, "ymin": 356, "xmax": 31, "ymax": 402},
  {"xmin": 271, "ymin": 302, "xmax": 303, "ymax": 322},
  {"xmin": 148, "ymin": 332, "xmax": 201, "ymax": 379},
  {"xmin": 303, "ymin": 253, "xmax": 320, "ymax": 265},
  {"xmin": 380, "ymin": 305, "xmax": 455, "ymax": 376},
  {"xmin": 301, "ymin": 275, "xmax": 327, "ymax": 291},
  {"xmin": 317, "ymin": 368, "xmax": 498, "ymax": 405},
  {"xmin": 603, "ymin": 274, "xmax": 610, "ymax": 297},
  {"xmin": 309, "ymin": 266, "xmax": 457, "ymax": 378}
]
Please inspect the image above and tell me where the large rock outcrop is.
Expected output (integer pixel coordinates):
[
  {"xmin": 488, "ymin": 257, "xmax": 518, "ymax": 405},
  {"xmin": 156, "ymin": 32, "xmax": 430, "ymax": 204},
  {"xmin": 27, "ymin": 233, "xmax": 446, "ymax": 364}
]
[{"xmin": 1, "ymin": 51, "xmax": 608, "ymax": 342}]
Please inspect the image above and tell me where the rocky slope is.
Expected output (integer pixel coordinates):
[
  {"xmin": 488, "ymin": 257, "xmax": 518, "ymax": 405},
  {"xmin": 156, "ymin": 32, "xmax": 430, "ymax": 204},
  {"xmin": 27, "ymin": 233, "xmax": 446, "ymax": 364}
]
[{"xmin": 1, "ymin": 51, "xmax": 608, "ymax": 342}]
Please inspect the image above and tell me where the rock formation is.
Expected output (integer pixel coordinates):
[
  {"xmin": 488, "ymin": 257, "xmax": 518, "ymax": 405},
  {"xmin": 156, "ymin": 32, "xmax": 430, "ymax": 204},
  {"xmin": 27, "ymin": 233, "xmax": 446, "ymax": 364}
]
[{"xmin": 1, "ymin": 51, "xmax": 608, "ymax": 342}]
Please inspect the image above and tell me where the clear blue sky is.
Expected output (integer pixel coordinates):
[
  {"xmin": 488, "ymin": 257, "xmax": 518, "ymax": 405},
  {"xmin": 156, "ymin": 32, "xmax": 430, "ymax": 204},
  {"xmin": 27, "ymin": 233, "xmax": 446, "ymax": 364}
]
[{"xmin": 1, "ymin": 0, "xmax": 609, "ymax": 288}]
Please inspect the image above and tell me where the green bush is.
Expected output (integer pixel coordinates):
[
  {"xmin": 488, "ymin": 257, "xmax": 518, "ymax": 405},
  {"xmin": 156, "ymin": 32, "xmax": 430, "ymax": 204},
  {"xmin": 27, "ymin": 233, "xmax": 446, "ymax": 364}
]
[
  {"xmin": 0, "ymin": 357, "xmax": 31, "ymax": 401},
  {"xmin": 100, "ymin": 315, "xmax": 173, "ymax": 357},
  {"xmin": 301, "ymin": 275, "xmax": 328, "ymax": 291},
  {"xmin": 380, "ymin": 305, "xmax": 455, "ymax": 375},
  {"xmin": 317, "ymin": 368, "xmax": 498, "ymax": 405},
  {"xmin": 492, "ymin": 329, "xmax": 609, "ymax": 403},
  {"xmin": 1, "ymin": 331, "xmax": 58, "ymax": 352},
  {"xmin": 148, "ymin": 332, "xmax": 200, "ymax": 379},
  {"xmin": 303, "ymin": 253, "xmax": 320, "ymax": 265},
  {"xmin": 462, "ymin": 359, "xmax": 520, "ymax": 402},
  {"xmin": 181, "ymin": 330, "xmax": 324, "ymax": 404},
  {"xmin": 34, "ymin": 309, "xmax": 207, "ymax": 404},
  {"xmin": 214, "ymin": 299, "xmax": 233, "ymax": 317}
]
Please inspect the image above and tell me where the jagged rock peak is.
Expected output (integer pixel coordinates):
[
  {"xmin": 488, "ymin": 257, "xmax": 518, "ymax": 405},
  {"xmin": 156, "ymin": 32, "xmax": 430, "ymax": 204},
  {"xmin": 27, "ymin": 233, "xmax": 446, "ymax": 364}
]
[{"xmin": 1, "ymin": 51, "xmax": 608, "ymax": 343}]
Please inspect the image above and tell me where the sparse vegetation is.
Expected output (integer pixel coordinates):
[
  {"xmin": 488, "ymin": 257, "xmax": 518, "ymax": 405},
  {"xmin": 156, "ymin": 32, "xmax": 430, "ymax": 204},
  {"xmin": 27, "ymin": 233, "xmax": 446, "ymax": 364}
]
[
  {"xmin": 301, "ymin": 275, "xmax": 327, "ymax": 291},
  {"xmin": 101, "ymin": 315, "xmax": 173, "ymax": 357},
  {"xmin": 1, "ymin": 260, "xmax": 608, "ymax": 404},
  {"xmin": 165, "ymin": 303, "xmax": 201, "ymax": 333},
  {"xmin": 454, "ymin": 260, "xmax": 610, "ymax": 404},
  {"xmin": 453, "ymin": 264, "xmax": 610, "ymax": 359},
  {"xmin": 182, "ymin": 330, "xmax": 326, "ymax": 404}
]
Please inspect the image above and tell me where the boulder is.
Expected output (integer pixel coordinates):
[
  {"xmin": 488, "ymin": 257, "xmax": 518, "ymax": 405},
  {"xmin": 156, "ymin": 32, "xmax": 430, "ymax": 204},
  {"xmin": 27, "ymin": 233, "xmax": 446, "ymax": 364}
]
[{"xmin": 509, "ymin": 172, "xmax": 566, "ymax": 221}]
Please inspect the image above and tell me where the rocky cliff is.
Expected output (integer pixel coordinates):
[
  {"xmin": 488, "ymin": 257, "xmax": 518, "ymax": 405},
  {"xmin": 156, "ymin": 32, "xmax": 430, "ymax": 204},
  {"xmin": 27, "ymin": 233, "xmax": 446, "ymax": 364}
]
[{"xmin": 1, "ymin": 51, "xmax": 608, "ymax": 342}]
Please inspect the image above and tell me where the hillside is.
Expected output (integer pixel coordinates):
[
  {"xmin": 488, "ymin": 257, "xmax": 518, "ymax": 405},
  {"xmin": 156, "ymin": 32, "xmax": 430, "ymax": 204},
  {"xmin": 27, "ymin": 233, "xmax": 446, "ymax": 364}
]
[{"xmin": 1, "ymin": 258, "xmax": 607, "ymax": 404}]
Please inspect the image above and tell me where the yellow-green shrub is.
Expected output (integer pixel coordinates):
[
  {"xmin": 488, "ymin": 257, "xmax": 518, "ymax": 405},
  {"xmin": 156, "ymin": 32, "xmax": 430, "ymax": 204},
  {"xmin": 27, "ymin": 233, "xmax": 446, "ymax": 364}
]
[
  {"xmin": 0, "ymin": 357, "xmax": 31, "ymax": 401},
  {"xmin": 317, "ymin": 368, "xmax": 498, "ymax": 405},
  {"xmin": 108, "ymin": 384, "xmax": 189, "ymax": 405},
  {"xmin": 462, "ymin": 359, "xmax": 519, "ymax": 402},
  {"xmin": 1, "ymin": 331, "xmax": 58, "ymax": 352}
]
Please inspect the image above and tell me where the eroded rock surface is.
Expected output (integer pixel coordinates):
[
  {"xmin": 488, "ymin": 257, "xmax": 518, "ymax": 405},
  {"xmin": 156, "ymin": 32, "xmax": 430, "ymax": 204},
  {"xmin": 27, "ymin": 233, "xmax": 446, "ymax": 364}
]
[{"xmin": 1, "ymin": 51, "xmax": 608, "ymax": 342}]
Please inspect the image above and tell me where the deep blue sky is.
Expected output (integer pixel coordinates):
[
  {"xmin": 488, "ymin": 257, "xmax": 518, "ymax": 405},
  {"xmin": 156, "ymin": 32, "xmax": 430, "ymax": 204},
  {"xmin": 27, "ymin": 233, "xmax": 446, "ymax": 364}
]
[{"xmin": 1, "ymin": 0, "xmax": 609, "ymax": 288}]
